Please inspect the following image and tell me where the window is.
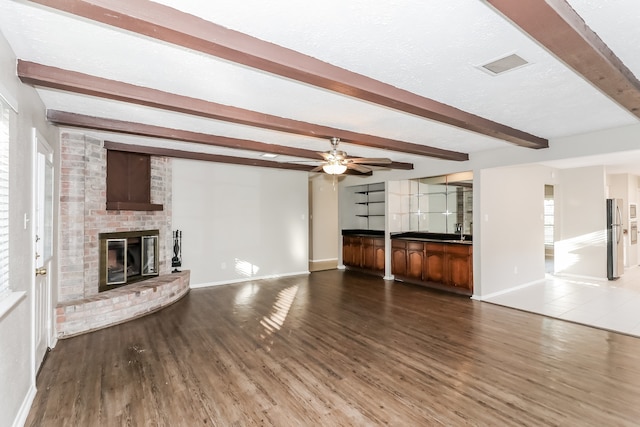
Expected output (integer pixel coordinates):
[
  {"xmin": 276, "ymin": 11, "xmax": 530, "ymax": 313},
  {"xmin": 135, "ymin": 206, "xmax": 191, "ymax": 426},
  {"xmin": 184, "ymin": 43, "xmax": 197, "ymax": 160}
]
[
  {"xmin": 0, "ymin": 97, "xmax": 10, "ymax": 300},
  {"xmin": 544, "ymin": 186, "xmax": 554, "ymax": 246}
]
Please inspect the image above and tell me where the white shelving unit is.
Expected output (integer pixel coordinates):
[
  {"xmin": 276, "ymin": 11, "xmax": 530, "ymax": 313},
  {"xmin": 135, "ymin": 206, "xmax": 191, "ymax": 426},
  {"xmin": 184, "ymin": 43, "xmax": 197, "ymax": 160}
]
[{"xmin": 349, "ymin": 182, "xmax": 385, "ymax": 230}]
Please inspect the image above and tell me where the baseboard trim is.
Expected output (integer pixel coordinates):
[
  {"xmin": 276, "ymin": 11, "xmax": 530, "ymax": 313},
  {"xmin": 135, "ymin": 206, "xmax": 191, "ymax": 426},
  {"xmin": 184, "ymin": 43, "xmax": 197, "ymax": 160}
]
[
  {"xmin": 309, "ymin": 258, "xmax": 338, "ymax": 263},
  {"xmin": 190, "ymin": 271, "xmax": 310, "ymax": 289},
  {"xmin": 13, "ymin": 383, "xmax": 36, "ymax": 427},
  {"xmin": 309, "ymin": 259, "xmax": 338, "ymax": 272}
]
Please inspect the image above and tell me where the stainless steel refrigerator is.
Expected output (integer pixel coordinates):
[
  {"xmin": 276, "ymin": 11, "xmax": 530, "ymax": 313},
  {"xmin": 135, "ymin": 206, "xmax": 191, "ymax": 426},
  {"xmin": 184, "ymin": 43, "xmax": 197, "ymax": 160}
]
[{"xmin": 606, "ymin": 198, "xmax": 624, "ymax": 280}]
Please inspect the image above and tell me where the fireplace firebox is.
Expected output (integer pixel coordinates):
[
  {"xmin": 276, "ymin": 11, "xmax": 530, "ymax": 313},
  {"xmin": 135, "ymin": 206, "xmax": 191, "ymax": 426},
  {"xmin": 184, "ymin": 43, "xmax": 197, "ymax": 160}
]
[{"xmin": 99, "ymin": 229, "xmax": 159, "ymax": 292}]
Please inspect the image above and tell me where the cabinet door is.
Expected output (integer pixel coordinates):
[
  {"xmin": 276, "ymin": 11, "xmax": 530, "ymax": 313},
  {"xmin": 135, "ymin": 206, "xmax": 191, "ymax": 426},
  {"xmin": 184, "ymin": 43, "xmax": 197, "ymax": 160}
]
[
  {"xmin": 445, "ymin": 245, "xmax": 473, "ymax": 290},
  {"xmin": 342, "ymin": 236, "xmax": 358, "ymax": 267},
  {"xmin": 391, "ymin": 240, "xmax": 407, "ymax": 276},
  {"xmin": 424, "ymin": 243, "xmax": 445, "ymax": 283},
  {"xmin": 407, "ymin": 241, "xmax": 425, "ymax": 280},
  {"xmin": 373, "ymin": 238, "xmax": 385, "ymax": 272},
  {"xmin": 362, "ymin": 238, "xmax": 375, "ymax": 269}
]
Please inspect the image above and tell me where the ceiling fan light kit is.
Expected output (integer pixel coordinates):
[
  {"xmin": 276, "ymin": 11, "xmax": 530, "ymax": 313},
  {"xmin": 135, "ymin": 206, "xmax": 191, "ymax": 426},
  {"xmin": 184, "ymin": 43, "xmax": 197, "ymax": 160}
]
[{"xmin": 322, "ymin": 162, "xmax": 348, "ymax": 175}]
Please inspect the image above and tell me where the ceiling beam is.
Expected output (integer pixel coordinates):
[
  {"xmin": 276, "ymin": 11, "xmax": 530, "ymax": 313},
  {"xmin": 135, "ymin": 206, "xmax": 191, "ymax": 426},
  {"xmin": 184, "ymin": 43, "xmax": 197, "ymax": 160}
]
[
  {"xmin": 48, "ymin": 110, "xmax": 413, "ymax": 171},
  {"xmin": 485, "ymin": 0, "xmax": 640, "ymax": 118},
  {"xmin": 20, "ymin": 61, "xmax": 463, "ymax": 161},
  {"xmin": 47, "ymin": 110, "xmax": 326, "ymax": 158},
  {"xmin": 26, "ymin": 0, "xmax": 547, "ymax": 149},
  {"xmin": 103, "ymin": 141, "xmax": 372, "ymax": 176},
  {"xmin": 103, "ymin": 141, "xmax": 313, "ymax": 172}
]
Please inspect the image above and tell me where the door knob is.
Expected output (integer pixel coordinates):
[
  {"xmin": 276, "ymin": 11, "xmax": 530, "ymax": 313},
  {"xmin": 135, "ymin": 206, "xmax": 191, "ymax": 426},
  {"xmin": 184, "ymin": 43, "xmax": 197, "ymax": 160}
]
[{"xmin": 35, "ymin": 267, "xmax": 47, "ymax": 276}]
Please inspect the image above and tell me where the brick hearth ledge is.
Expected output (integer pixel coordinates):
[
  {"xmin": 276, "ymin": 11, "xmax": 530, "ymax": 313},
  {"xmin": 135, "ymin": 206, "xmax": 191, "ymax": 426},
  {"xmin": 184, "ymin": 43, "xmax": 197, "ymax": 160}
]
[{"xmin": 56, "ymin": 271, "xmax": 190, "ymax": 338}]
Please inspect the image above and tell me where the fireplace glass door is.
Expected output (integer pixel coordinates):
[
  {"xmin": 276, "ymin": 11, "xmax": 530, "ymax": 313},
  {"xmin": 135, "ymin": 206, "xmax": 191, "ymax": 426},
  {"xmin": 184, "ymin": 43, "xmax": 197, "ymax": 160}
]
[
  {"xmin": 142, "ymin": 236, "xmax": 158, "ymax": 275},
  {"xmin": 107, "ymin": 238, "xmax": 127, "ymax": 285}
]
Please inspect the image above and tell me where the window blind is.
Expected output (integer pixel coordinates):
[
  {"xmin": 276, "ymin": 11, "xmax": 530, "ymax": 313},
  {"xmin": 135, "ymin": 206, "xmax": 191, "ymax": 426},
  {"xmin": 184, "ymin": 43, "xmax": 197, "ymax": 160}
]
[{"xmin": 0, "ymin": 98, "xmax": 10, "ymax": 300}]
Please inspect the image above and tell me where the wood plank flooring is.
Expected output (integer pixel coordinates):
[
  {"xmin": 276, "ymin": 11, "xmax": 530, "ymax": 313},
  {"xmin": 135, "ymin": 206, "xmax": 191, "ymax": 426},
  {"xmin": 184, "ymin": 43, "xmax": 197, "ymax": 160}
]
[{"xmin": 27, "ymin": 270, "xmax": 640, "ymax": 426}]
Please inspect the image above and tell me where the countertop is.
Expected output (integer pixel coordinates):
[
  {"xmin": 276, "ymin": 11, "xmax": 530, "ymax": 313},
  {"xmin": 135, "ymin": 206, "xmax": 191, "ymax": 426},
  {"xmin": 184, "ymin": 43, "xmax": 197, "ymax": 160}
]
[
  {"xmin": 390, "ymin": 232, "xmax": 472, "ymax": 245},
  {"xmin": 342, "ymin": 229, "xmax": 385, "ymax": 237}
]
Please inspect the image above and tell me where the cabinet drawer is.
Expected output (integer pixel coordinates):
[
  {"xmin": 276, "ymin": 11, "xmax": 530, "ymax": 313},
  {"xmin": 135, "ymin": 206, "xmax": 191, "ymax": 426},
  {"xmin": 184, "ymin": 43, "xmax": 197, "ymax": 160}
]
[
  {"xmin": 392, "ymin": 239, "xmax": 407, "ymax": 249},
  {"xmin": 407, "ymin": 241, "xmax": 424, "ymax": 252},
  {"xmin": 446, "ymin": 244, "xmax": 472, "ymax": 256},
  {"xmin": 425, "ymin": 242, "xmax": 445, "ymax": 252}
]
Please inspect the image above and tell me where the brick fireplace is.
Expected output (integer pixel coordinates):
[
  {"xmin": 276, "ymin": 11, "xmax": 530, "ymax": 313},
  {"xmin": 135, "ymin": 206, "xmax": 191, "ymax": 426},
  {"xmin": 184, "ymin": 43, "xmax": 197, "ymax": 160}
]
[{"xmin": 56, "ymin": 132, "xmax": 189, "ymax": 337}]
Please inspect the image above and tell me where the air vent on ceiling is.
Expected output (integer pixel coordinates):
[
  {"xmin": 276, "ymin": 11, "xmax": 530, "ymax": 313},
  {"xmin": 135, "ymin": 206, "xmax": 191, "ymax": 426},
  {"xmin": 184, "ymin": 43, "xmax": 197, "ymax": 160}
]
[{"xmin": 480, "ymin": 53, "xmax": 529, "ymax": 75}]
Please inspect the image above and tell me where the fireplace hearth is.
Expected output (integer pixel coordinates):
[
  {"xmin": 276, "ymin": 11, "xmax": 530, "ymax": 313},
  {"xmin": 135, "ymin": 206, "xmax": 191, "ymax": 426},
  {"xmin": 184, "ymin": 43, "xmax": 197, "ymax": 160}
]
[{"xmin": 99, "ymin": 229, "xmax": 160, "ymax": 292}]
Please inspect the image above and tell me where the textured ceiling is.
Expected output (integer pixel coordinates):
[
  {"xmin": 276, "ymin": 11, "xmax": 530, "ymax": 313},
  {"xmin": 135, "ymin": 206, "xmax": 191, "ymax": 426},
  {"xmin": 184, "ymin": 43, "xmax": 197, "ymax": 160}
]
[{"xmin": 0, "ymin": 0, "xmax": 639, "ymax": 172}]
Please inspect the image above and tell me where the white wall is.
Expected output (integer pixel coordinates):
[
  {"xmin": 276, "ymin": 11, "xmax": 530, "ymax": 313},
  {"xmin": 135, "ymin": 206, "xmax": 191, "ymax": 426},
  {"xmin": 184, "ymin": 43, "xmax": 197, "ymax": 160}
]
[
  {"xmin": 172, "ymin": 159, "xmax": 309, "ymax": 286},
  {"xmin": 477, "ymin": 165, "xmax": 552, "ymax": 297},
  {"xmin": 555, "ymin": 166, "xmax": 607, "ymax": 279},
  {"xmin": 0, "ymin": 32, "xmax": 59, "ymax": 427},
  {"xmin": 309, "ymin": 175, "xmax": 339, "ymax": 264}
]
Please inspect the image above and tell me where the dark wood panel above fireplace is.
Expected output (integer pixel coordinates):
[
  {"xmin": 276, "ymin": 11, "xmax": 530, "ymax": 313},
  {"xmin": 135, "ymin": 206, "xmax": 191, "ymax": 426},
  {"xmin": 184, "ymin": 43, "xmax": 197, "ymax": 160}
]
[{"xmin": 106, "ymin": 150, "xmax": 163, "ymax": 211}]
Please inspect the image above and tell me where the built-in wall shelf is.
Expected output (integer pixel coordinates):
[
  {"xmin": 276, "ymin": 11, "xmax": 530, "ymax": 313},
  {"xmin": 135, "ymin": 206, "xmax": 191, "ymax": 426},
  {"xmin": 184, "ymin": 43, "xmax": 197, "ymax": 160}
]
[
  {"xmin": 346, "ymin": 182, "xmax": 385, "ymax": 230},
  {"xmin": 355, "ymin": 189, "xmax": 384, "ymax": 195}
]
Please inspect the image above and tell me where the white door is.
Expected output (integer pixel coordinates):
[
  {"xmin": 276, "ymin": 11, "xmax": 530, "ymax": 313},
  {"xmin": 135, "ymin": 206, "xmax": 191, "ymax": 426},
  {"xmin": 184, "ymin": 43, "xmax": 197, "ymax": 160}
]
[{"xmin": 33, "ymin": 131, "xmax": 53, "ymax": 375}]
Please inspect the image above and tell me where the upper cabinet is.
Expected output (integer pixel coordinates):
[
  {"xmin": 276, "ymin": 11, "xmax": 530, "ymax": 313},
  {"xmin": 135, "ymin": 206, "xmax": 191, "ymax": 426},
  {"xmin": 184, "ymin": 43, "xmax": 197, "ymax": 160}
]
[{"xmin": 389, "ymin": 172, "xmax": 473, "ymax": 235}]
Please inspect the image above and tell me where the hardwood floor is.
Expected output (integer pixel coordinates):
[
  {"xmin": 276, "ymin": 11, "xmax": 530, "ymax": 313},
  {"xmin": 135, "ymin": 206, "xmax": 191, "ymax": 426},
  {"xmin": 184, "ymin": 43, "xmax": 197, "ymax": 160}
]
[{"xmin": 27, "ymin": 270, "xmax": 640, "ymax": 426}]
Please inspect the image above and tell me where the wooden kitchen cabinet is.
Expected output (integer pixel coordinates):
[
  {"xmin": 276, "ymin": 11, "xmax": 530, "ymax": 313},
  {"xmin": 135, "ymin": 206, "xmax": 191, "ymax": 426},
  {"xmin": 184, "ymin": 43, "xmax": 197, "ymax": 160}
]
[
  {"xmin": 407, "ymin": 242, "xmax": 425, "ymax": 281},
  {"xmin": 343, "ymin": 235, "xmax": 385, "ymax": 276},
  {"xmin": 374, "ymin": 238, "xmax": 385, "ymax": 272},
  {"xmin": 391, "ymin": 239, "xmax": 407, "ymax": 277},
  {"xmin": 362, "ymin": 238, "xmax": 375, "ymax": 270},
  {"xmin": 391, "ymin": 238, "xmax": 473, "ymax": 295},
  {"xmin": 444, "ymin": 244, "xmax": 473, "ymax": 291},
  {"xmin": 424, "ymin": 242, "xmax": 445, "ymax": 283},
  {"xmin": 342, "ymin": 235, "xmax": 360, "ymax": 267}
]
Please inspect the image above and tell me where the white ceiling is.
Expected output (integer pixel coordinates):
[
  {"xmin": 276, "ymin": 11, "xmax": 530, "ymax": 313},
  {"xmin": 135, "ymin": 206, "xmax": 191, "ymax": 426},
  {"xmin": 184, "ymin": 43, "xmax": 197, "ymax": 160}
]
[{"xmin": 0, "ymin": 0, "xmax": 639, "ymax": 172}]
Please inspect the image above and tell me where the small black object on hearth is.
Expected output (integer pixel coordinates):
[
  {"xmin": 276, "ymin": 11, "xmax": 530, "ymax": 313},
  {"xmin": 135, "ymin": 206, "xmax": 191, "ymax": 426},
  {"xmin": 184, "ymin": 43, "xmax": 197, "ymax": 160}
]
[{"xmin": 172, "ymin": 230, "xmax": 182, "ymax": 273}]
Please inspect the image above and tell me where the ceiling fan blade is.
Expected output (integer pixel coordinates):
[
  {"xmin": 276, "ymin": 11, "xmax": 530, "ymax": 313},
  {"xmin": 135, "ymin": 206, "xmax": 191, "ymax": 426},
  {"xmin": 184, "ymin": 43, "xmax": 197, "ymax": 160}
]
[
  {"xmin": 348, "ymin": 157, "xmax": 392, "ymax": 164},
  {"xmin": 310, "ymin": 165, "xmax": 324, "ymax": 172},
  {"xmin": 348, "ymin": 163, "xmax": 372, "ymax": 173}
]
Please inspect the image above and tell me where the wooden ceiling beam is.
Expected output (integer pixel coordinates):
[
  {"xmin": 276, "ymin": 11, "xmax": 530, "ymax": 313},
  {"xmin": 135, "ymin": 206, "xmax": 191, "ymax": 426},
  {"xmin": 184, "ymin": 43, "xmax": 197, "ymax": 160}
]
[
  {"xmin": 46, "ymin": 110, "xmax": 323, "ymax": 159},
  {"xmin": 48, "ymin": 110, "xmax": 412, "ymax": 172},
  {"xmin": 26, "ymin": 0, "xmax": 547, "ymax": 149},
  {"xmin": 103, "ymin": 141, "xmax": 371, "ymax": 175},
  {"xmin": 21, "ymin": 61, "xmax": 462, "ymax": 161},
  {"xmin": 102, "ymin": 141, "xmax": 313, "ymax": 172},
  {"xmin": 485, "ymin": 0, "xmax": 640, "ymax": 118}
]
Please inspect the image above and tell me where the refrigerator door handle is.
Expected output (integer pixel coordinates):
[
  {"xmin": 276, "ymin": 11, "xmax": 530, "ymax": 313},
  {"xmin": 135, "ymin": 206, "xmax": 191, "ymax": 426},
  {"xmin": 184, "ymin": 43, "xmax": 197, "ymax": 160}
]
[{"xmin": 616, "ymin": 205, "xmax": 623, "ymax": 243}]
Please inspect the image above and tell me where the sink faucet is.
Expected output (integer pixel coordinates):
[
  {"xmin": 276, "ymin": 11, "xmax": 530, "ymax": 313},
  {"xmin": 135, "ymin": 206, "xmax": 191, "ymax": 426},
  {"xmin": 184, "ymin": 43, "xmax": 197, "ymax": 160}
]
[{"xmin": 455, "ymin": 223, "xmax": 464, "ymax": 240}]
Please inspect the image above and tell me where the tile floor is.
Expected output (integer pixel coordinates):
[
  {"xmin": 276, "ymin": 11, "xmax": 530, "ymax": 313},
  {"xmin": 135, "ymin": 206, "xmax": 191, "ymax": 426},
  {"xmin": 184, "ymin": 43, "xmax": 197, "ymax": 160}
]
[{"xmin": 484, "ymin": 263, "xmax": 640, "ymax": 338}]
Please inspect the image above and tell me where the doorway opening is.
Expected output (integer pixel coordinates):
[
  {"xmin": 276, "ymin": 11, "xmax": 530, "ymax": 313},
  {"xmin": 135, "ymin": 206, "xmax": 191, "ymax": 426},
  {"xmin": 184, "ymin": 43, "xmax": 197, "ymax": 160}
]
[{"xmin": 544, "ymin": 185, "xmax": 555, "ymax": 274}]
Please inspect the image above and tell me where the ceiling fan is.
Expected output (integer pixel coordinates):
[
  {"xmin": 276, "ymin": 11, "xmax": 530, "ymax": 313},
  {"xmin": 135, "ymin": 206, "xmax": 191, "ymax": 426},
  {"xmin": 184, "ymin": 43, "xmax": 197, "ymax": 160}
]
[{"xmin": 310, "ymin": 137, "xmax": 392, "ymax": 175}]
